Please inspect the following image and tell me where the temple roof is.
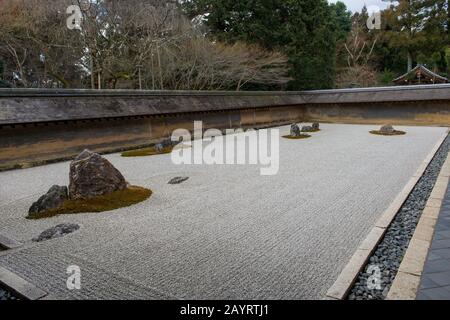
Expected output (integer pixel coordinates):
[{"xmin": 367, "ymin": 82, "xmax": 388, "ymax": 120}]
[{"xmin": 393, "ymin": 64, "xmax": 448, "ymax": 85}]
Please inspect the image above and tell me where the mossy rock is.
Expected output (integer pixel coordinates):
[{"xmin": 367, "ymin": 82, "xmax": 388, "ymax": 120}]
[
  {"xmin": 121, "ymin": 145, "xmax": 173, "ymax": 157},
  {"xmin": 27, "ymin": 186, "xmax": 152, "ymax": 220},
  {"xmin": 370, "ymin": 130, "xmax": 406, "ymax": 136},
  {"xmin": 282, "ymin": 134, "xmax": 311, "ymax": 140}
]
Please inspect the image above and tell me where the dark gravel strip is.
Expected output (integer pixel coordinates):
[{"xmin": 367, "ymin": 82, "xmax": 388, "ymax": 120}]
[{"xmin": 348, "ymin": 134, "xmax": 450, "ymax": 300}]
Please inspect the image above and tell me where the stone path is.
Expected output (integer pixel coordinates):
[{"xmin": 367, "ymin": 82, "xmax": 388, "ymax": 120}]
[
  {"xmin": 0, "ymin": 124, "xmax": 447, "ymax": 300},
  {"xmin": 417, "ymin": 184, "xmax": 450, "ymax": 300}
]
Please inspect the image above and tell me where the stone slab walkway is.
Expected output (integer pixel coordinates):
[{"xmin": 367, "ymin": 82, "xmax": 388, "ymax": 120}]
[{"xmin": 417, "ymin": 184, "xmax": 450, "ymax": 300}]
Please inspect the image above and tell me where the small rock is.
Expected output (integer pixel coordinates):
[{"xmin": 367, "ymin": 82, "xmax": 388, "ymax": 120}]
[
  {"xmin": 29, "ymin": 185, "xmax": 68, "ymax": 216},
  {"xmin": 290, "ymin": 124, "xmax": 301, "ymax": 137},
  {"xmin": 168, "ymin": 177, "xmax": 189, "ymax": 185},
  {"xmin": 161, "ymin": 139, "xmax": 173, "ymax": 148},
  {"xmin": 302, "ymin": 126, "xmax": 314, "ymax": 132},
  {"xmin": 69, "ymin": 150, "xmax": 127, "ymax": 200},
  {"xmin": 32, "ymin": 223, "xmax": 80, "ymax": 242},
  {"xmin": 154, "ymin": 137, "xmax": 181, "ymax": 153},
  {"xmin": 312, "ymin": 123, "xmax": 320, "ymax": 131},
  {"xmin": 380, "ymin": 124, "xmax": 395, "ymax": 134}
]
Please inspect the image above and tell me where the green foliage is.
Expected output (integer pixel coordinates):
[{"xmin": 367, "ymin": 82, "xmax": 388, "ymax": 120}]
[
  {"xmin": 182, "ymin": 0, "xmax": 351, "ymax": 90},
  {"xmin": 0, "ymin": 58, "xmax": 11, "ymax": 87},
  {"xmin": 379, "ymin": 0, "xmax": 449, "ymax": 74},
  {"xmin": 446, "ymin": 47, "xmax": 450, "ymax": 74},
  {"xmin": 329, "ymin": 1, "xmax": 352, "ymax": 42},
  {"xmin": 378, "ymin": 69, "xmax": 396, "ymax": 86},
  {"xmin": 416, "ymin": 53, "xmax": 427, "ymax": 65},
  {"xmin": 0, "ymin": 80, "xmax": 11, "ymax": 88},
  {"xmin": 431, "ymin": 52, "xmax": 442, "ymax": 71}
]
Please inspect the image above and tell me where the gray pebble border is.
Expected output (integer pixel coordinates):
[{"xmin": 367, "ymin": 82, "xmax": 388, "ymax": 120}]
[
  {"xmin": 0, "ymin": 246, "xmax": 20, "ymax": 300},
  {"xmin": 0, "ymin": 285, "xmax": 19, "ymax": 300},
  {"xmin": 348, "ymin": 134, "xmax": 450, "ymax": 300}
]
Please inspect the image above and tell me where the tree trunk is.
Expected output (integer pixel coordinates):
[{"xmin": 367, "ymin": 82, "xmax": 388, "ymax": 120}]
[
  {"xmin": 150, "ymin": 48, "xmax": 155, "ymax": 90},
  {"xmin": 90, "ymin": 55, "xmax": 95, "ymax": 90},
  {"xmin": 407, "ymin": 51, "xmax": 413, "ymax": 72},
  {"xmin": 156, "ymin": 45, "xmax": 163, "ymax": 90}
]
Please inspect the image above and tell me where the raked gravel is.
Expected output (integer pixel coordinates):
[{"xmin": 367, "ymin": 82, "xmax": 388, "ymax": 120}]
[
  {"xmin": 0, "ymin": 124, "xmax": 447, "ymax": 300},
  {"xmin": 348, "ymin": 134, "xmax": 450, "ymax": 300}
]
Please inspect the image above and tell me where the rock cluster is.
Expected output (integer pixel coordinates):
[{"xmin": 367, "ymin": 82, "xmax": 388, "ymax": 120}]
[
  {"xmin": 290, "ymin": 124, "xmax": 301, "ymax": 137},
  {"xmin": 29, "ymin": 150, "xmax": 130, "ymax": 215},
  {"xmin": 33, "ymin": 223, "xmax": 80, "ymax": 242}
]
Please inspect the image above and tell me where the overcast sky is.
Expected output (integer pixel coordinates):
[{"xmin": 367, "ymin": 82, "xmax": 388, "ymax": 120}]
[{"xmin": 329, "ymin": 0, "xmax": 392, "ymax": 13}]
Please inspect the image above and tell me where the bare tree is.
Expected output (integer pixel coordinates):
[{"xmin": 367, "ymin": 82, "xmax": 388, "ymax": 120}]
[
  {"xmin": 343, "ymin": 18, "xmax": 379, "ymax": 68},
  {"xmin": 0, "ymin": 0, "xmax": 290, "ymax": 90}
]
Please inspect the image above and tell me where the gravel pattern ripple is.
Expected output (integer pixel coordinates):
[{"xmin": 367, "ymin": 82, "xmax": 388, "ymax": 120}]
[{"xmin": 348, "ymin": 134, "xmax": 450, "ymax": 300}]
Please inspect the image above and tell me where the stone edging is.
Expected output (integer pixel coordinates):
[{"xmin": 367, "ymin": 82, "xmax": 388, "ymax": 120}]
[
  {"xmin": 0, "ymin": 266, "xmax": 49, "ymax": 300},
  {"xmin": 386, "ymin": 151, "xmax": 450, "ymax": 300},
  {"xmin": 326, "ymin": 129, "xmax": 450, "ymax": 300},
  {"xmin": 0, "ymin": 234, "xmax": 22, "ymax": 250}
]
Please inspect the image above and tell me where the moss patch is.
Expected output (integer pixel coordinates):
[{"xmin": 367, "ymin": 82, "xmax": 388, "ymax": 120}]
[
  {"xmin": 282, "ymin": 134, "xmax": 312, "ymax": 140},
  {"xmin": 27, "ymin": 186, "xmax": 152, "ymax": 220},
  {"xmin": 121, "ymin": 145, "xmax": 173, "ymax": 157},
  {"xmin": 370, "ymin": 130, "xmax": 406, "ymax": 136}
]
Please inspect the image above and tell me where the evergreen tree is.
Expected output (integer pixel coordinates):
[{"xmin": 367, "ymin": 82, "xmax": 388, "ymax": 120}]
[
  {"xmin": 330, "ymin": 1, "xmax": 352, "ymax": 42},
  {"xmin": 183, "ymin": 0, "xmax": 348, "ymax": 90},
  {"xmin": 378, "ymin": 0, "xmax": 449, "ymax": 74},
  {"xmin": 0, "ymin": 57, "xmax": 12, "ymax": 88},
  {"xmin": 383, "ymin": 0, "xmax": 428, "ymax": 72},
  {"xmin": 445, "ymin": 47, "xmax": 450, "ymax": 75}
]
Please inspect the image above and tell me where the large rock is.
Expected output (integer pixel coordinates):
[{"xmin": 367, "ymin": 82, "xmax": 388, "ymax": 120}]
[
  {"xmin": 380, "ymin": 124, "xmax": 395, "ymax": 134},
  {"xmin": 29, "ymin": 185, "xmax": 68, "ymax": 216},
  {"xmin": 69, "ymin": 150, "xmax": 127, "ymax": 200},
  {"xmin": 290, "ymin": 124, "xmax": 301, "ymax": 137}
]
